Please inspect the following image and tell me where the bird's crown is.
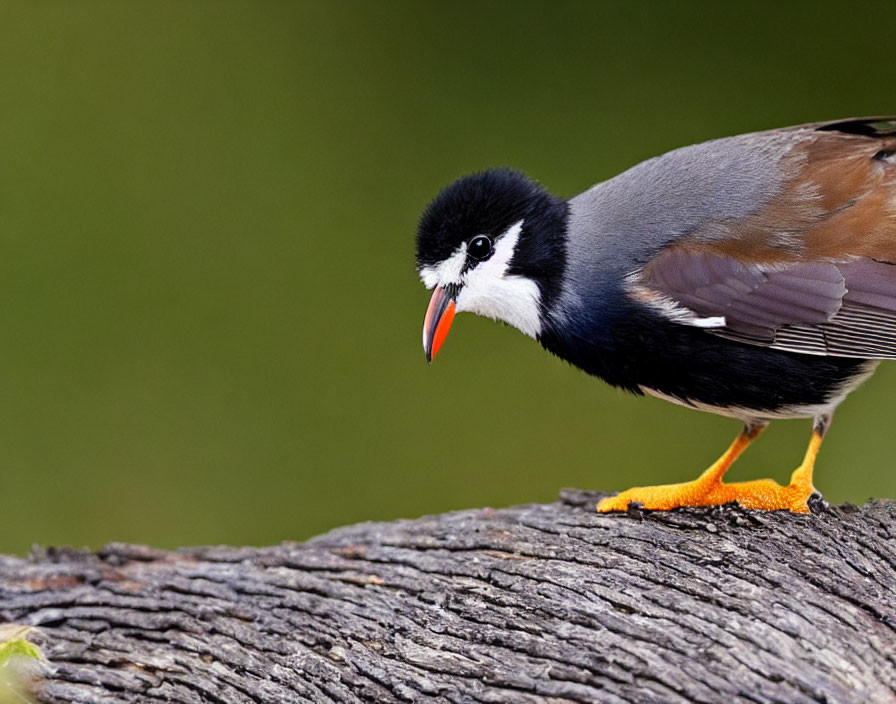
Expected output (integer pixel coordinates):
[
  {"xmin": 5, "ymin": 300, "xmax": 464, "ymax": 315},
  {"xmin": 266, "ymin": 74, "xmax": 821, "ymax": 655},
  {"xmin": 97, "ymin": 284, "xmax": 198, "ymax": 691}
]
[{"xmin": 415, "ymin": 168, "xmax": 553, "ymax": 270}]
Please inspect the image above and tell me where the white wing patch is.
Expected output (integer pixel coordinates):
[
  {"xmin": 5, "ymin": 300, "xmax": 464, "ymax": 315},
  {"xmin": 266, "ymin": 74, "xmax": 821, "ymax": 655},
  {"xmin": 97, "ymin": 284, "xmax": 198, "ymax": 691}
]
[
  {"xmin": 625, "ymin": 276, "xmax": 727, "ymax": 329},
  {"xmin": 689, "ymin": 314, "xmax": 727, "ymax": 328}
]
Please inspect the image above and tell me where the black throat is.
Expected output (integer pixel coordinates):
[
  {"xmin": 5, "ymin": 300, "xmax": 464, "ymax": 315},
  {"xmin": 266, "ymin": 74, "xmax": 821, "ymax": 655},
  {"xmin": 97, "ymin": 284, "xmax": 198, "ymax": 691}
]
[{"xmin": 510, "ymin": 195, "xmax": 569, "ymax": 315}]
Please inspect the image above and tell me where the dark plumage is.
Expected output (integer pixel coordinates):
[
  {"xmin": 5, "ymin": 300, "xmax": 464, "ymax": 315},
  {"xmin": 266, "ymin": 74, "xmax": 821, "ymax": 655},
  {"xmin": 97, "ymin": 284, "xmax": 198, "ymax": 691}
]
[
  {"xmin": 415, "ymin": 117, "xmax": 896, "ymax": 513},
  {"xmin": 416, "ymin": 169, "xmax": 569, "ymax": 309},
  {"xmin": 416, "ymin": 169, "xmax": 547, "ymax": 267}
]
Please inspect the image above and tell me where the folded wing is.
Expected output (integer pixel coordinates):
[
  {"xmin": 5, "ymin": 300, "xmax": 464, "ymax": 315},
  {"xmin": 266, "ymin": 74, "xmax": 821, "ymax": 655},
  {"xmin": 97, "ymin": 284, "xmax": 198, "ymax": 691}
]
[{"xmin": 629, "ymin": 118, "xmax": 896, "ymax": 359}]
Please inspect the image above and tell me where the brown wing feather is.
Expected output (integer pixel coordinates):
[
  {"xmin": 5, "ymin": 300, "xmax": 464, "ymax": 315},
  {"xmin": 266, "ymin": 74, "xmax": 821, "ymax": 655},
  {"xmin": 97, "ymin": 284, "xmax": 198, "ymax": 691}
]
[{"xmin": 633, "ymin": 122, "xmax": 896, "ymax": 359}]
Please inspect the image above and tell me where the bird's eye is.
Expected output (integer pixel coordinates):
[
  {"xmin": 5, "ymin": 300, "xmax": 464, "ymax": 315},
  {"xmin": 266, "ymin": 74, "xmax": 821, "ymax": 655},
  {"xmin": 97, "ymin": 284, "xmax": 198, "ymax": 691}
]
[{"xmin": 467, "ymin": 235, "xmax": 493, "ymax": 261}]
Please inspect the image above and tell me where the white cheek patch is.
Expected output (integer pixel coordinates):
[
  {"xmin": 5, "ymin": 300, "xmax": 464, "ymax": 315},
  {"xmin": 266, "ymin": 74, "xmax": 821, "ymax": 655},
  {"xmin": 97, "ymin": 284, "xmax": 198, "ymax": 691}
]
[
  {"xmin": 456, "ymin": 274, "xmax": 542, "ymax": 338},
  {"xmin": 419, "ymin": 243, "xmax": 467, "ymax": 289},
  {"xmin": 455, "ymin": 221, "xmax": 543, "ymax": 339}
]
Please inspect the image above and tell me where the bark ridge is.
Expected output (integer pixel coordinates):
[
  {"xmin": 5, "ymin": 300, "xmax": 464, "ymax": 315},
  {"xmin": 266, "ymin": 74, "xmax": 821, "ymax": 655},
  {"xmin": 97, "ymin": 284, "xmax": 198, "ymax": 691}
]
[{"xmin": 1, "ymin": 490, "xmax": 895, "ymax": 703}]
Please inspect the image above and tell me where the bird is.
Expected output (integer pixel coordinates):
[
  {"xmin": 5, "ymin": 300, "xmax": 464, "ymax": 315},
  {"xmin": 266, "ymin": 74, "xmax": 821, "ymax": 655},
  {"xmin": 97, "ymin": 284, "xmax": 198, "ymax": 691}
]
[{"xmin": 415, "ymin": 117, "xmax": 896, "ymax": 513}]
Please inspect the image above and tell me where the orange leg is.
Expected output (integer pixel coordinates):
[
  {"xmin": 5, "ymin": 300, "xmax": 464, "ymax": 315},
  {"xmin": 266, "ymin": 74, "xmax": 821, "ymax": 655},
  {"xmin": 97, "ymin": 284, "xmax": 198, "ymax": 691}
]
[{"xmin": 597, "ymin": 417, "xmax": 828, "ymax": 514}]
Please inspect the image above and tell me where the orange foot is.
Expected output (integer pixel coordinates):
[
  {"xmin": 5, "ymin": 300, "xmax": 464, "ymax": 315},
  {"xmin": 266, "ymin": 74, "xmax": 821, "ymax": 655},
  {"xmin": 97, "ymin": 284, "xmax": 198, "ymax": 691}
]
[
  {"xmin": 598, "ymin": 424, "xmax": 825, "ymax": 514},
  {"xmin": 597, "ymin": 476, "xmax": 814, "ymax": 513}
]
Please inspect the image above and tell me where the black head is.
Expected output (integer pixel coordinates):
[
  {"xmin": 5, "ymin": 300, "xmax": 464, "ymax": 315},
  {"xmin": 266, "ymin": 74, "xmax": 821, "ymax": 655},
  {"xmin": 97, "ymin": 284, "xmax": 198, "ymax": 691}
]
[
  {"xmin": 415, "ymin": 169, "xmax": 567, "ymax": 301},
  {"xmin": 415, "ymin": 169, "xmax": 551, "ymax": 264},
  {"xmin": 415, "ymin": 168, "xmax": 568, "ymax": 361}
]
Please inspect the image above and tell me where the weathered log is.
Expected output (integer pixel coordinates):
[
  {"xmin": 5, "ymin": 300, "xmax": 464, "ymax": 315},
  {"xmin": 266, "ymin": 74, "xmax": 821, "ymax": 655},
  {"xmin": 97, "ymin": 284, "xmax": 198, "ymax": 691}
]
[{"xmin": 1, "ymin": 489, "xmax": 895, "ymax": 703}]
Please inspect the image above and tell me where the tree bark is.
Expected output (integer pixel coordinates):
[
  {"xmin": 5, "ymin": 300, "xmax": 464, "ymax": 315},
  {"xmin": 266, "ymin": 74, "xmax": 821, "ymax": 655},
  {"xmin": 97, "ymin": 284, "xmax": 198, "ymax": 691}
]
[{"xmin": 1, "ymin": 490, "xmax": 895, "ymax": 704}]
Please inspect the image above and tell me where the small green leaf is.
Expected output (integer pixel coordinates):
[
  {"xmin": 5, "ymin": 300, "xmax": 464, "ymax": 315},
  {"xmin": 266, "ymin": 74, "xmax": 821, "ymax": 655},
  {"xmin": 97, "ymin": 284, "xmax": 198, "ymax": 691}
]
[
  {"xmin": 0, "ymin": 626, "xmax": 42, "ymax": 704},
  {"xmin": 0, "ymin": 626, "xmax": 43, "ymax": 668},
  {"xmin": 0, "ymin": 639, "xmax": 41, "ymax": 667}
]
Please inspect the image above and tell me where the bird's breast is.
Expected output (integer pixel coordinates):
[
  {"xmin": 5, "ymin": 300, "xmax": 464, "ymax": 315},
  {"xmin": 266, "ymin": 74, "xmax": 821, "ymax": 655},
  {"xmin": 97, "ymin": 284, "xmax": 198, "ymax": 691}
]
[{"xmin": 540, "ymin": 304, "xmax": 874, "ymax": 418}]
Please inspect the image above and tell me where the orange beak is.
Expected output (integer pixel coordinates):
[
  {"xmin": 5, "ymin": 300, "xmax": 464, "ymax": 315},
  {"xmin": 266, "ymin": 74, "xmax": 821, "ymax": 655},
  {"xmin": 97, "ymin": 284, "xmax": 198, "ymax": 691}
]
[{"xmin": 422, "ymin": 285, "xmax": 457, "ymax": 363}]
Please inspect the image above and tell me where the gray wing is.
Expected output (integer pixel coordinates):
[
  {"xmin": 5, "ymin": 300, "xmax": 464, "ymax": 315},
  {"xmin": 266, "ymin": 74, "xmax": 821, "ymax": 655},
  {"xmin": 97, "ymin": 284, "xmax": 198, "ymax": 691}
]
[
  {"xmin": 634, "ymin": 250, "xmax": 896, "ymax": 359},
  {"xmin": 624, "ymin": 117, "xmax": 896, "ymax": 359}
]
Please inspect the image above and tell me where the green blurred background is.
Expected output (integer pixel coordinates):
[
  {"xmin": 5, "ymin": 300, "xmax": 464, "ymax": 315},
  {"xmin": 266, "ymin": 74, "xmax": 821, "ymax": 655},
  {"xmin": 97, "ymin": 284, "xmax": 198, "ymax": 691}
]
[{"xmin": 1, "ymin": 0, "xmax": 895, "ymax": 554}]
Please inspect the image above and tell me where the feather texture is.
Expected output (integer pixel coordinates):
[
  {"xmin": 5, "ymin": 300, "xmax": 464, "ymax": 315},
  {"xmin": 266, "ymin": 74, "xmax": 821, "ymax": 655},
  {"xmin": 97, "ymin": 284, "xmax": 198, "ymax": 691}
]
[{"xmin": 627, "ymin": 118, "xmax": 896, "ymax": 359}]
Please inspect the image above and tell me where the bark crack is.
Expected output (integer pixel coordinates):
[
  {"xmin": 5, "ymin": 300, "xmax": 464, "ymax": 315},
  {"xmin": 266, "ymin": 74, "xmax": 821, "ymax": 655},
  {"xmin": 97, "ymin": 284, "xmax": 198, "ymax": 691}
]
[{"xmin": 2, "ymin": 491, "xmax": 895, "ymax": 703}]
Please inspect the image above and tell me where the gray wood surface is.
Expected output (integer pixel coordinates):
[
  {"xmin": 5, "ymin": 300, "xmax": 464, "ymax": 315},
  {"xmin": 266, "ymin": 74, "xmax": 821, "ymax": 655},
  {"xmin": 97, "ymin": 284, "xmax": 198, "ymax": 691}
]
[{"xmin": 2, "ymin": 490, "xmax": 895, "ymax": 703}]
